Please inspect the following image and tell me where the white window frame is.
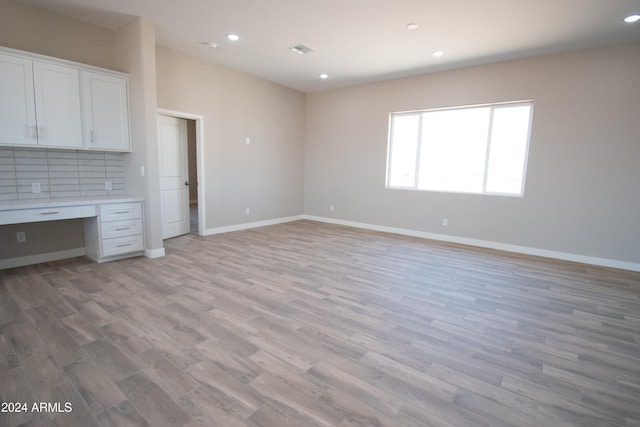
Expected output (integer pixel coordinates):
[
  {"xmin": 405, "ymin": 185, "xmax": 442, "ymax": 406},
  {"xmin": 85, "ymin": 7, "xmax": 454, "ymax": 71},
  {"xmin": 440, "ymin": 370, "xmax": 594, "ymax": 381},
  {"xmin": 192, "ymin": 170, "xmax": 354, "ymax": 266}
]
[{"xmin": 386, "ymin": 101, "xmax": 534, "ymax": 197}]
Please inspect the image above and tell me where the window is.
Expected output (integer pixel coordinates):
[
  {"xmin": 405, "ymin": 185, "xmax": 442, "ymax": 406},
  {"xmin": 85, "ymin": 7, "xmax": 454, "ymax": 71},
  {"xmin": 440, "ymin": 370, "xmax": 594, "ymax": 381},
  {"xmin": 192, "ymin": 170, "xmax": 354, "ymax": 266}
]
[{"xmin": 386, "ymin": 101, "xmax": 533, "ymax": 196}]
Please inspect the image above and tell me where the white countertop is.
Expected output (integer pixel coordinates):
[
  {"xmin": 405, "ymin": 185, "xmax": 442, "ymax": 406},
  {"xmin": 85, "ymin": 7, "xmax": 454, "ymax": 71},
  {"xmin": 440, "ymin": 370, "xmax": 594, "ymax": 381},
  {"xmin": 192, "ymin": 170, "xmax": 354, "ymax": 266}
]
[{"xmin": 0, "ymin": 196, "xmax": 144, "ymax": 212}]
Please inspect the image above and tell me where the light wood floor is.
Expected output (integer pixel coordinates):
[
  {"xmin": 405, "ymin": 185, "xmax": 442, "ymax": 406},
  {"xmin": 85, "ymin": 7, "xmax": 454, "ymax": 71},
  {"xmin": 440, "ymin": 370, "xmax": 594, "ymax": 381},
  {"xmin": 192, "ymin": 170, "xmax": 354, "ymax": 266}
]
[{"xmin": 1, "ymin": 220, "xmax": 639, "ymax": 427}]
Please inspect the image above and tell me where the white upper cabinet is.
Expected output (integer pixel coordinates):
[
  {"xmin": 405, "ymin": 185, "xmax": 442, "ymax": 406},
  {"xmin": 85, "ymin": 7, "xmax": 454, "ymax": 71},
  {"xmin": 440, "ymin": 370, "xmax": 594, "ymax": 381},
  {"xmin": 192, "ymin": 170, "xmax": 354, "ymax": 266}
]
[
  {"xmin": 32, "ymin": 61, "xmax": 83, "ymax": 148},
  {"xmin": 81, "ymin": 71, "xmax": 131, "ymax": 152},
  {"xmin": 0, "ymin": 47, "xmax": 130, "ymax": 152},
  {"xmin": 0, "ymin": 53, "xmax": 83, "ymax": 148},
  {"xmin": 0, "ymin": 52, "xmax": 37, "ymax": 146}
]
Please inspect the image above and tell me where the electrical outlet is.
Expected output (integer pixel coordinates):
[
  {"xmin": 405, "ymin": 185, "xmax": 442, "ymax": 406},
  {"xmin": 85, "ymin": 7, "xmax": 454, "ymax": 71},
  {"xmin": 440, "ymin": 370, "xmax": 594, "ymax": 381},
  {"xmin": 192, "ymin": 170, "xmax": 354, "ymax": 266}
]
[
  {"xmin": 245, "ymin": 137, "xmax": 251, "ymax": 145},
  {"xmin": 442, "ymin": 218, "xmax": 448, "ymax": 226},
  {"xmin": 245, "ymin": 207, "xmax": 250, "ymax": 215},
  {"xmin": 31, "ymin": 182, "xmax": 41, "ymax": 194},
  {"xmin": 16, "ymin": 231, "xmax": 26, "ymax": 243},
  {"xmin": 330, "ymin": 205, "xmax": 335, "ymax": 212},
  {"xmin": 105, "ymin": 181, "xmax": 113, "ymax": 191}
]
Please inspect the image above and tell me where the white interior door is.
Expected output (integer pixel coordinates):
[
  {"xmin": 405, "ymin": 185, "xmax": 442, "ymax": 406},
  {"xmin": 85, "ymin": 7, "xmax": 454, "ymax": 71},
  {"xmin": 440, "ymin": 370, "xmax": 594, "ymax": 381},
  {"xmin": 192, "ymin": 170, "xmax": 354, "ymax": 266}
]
[{"xmin": 158, "ymin": 115, "xmax": 190, "ymax": 239}]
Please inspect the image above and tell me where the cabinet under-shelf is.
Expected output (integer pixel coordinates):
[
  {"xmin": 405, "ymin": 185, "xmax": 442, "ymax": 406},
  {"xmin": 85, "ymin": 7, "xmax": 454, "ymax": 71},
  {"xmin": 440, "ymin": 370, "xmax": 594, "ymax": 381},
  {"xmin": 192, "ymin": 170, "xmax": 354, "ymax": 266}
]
[{"xmin": 0, "ymin": 197, "xmax": 145, "ymax": 267}]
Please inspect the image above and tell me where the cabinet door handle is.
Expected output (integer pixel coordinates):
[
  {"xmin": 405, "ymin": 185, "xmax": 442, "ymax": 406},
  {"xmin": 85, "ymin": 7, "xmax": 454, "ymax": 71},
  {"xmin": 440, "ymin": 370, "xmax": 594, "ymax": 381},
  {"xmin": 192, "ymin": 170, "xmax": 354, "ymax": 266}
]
[
  {"xmin": 40, "ymin": 211, "xmax": 59, "ymax": 215},
  {"xmin": 90, "ymin": 130, "xmax": 95, "ymax": 143}
]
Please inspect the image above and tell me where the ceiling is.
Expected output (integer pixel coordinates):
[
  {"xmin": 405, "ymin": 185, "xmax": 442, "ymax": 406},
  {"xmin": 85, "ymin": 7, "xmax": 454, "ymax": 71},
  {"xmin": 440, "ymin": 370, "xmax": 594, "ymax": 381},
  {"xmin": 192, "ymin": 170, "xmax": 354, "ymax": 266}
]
[{"xmin": 16, "ymin": 0, "xmax": 640, "ymax": 93}]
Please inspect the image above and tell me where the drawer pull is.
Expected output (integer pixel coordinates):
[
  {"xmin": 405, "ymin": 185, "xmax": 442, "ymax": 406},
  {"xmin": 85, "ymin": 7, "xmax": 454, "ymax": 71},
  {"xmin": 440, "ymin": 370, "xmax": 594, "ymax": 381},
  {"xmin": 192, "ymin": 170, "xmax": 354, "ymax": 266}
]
[
  {"xmin": 116, "ymin": 243, "xmax": 132, "ymax": 248},
  {"xmin": 40, "ymin": 211, "xmax": 60, "ymax": 215},
  {"xmin": 114, "ymin": 210, "xmax": 131, "ymax": 214},
  {"xmin": 114, "ymin": 227, "xmax": 131, "ymax": 231}
]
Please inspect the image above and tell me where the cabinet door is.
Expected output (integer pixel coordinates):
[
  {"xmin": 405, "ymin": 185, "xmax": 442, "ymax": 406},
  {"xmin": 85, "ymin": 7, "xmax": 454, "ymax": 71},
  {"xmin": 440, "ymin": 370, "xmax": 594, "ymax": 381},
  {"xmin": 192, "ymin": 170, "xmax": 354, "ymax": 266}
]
[
  {"xmin": 32, "ymin": 61, "xmax": 83, "ymax": 148},
  {"xmin": 0, "ymin": 53, "xmax": 37, "ymax": 146},
  {"xmin": 81, "ymin": 71, "xmax": 131, "ymax": 152}
]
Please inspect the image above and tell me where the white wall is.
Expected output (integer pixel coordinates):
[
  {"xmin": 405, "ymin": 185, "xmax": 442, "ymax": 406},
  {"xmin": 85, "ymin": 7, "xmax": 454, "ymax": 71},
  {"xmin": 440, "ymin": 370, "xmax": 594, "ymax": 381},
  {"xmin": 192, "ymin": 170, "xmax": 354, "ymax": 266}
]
[{"xmin": 305, "ymin": 44, "xmax": 640, "ymax": 267}]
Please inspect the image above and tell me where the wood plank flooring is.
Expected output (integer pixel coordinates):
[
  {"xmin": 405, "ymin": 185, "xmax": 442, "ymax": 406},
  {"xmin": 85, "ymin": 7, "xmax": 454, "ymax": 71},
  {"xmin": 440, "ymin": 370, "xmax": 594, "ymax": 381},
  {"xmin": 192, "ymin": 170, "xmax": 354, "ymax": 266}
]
[{"xmin": 1, "ymin": 219, "xmax": 639, "ymax": 426}]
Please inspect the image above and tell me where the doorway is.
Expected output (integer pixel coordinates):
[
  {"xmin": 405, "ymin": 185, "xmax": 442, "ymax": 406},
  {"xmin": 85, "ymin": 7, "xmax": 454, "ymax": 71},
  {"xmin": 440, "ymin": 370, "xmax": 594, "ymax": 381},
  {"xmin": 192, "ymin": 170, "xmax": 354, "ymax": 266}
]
[
  {"xmin": 157, "ymin": 109, "xmax": 205, "ymax": 238},
  {"xmin": 186, "ymin": 120, "xmax": 198, "ymax": 233}
]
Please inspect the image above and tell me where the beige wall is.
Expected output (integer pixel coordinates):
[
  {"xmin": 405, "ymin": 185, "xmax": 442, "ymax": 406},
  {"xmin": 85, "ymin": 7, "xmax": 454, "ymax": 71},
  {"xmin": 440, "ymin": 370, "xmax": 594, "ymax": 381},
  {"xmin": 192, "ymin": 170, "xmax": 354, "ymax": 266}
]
[
  {"xmin": 2, "ymin": 0, "xmax": 637, "ymax": 268},
  {"xmin": 0, "ymin": 4, "xmax": 163, "ymax": 261},
  {"xmin": 116, "ymin": 17, "xmax": 163, "ymax": 254},
  {"xmin": 0, "ymin": 0, "xmax": 304, "ymax": 262},
  {"xmin": 155, "ymin": 46, "xmax": 305, "ymax": 229},
  {"xmin": 0, "ymin": 0, "xmax": 118, "ymax": 260},
  {"xmin": 305, "ymin": 44, "xmax": 640, "ymax": 264},
  {"xmin": 0, "ymin": 220, "xmax": 84, "ymax": 259},
  {"xmin": 0, "ymin": 0, "xmax": 117, "ymax": 70}
]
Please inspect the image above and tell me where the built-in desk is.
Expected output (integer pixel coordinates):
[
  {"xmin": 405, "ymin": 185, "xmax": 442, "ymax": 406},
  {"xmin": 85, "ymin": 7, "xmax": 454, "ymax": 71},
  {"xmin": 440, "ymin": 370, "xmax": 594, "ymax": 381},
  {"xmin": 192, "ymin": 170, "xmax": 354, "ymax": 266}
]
[{"xmin": 0, "ymin": 197, "xmax": 145, "ymax": 266}]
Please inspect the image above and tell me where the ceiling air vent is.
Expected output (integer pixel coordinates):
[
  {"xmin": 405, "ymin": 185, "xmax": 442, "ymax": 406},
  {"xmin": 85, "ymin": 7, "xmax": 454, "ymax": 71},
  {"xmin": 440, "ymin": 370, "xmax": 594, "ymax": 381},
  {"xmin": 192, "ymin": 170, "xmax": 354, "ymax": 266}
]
[{"xmin": 289, "ymin": 44, "xmax": 314, "ymax": 55}]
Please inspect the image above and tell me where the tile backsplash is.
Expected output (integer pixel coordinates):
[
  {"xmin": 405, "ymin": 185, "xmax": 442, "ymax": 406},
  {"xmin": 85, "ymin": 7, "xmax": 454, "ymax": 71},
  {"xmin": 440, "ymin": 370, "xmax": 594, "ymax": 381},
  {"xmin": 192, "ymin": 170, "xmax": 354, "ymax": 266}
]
[{"xmin": 0, "ymin": 147, "xmax": 126, "ymax": 201}]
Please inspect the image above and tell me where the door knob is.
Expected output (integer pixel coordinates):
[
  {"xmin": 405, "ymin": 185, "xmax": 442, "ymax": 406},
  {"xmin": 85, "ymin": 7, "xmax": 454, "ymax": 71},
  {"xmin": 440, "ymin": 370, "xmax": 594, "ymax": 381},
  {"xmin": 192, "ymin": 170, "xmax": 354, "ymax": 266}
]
[{"xmin": 184, "ymin": 181, "xmax": 190, "ymax": 186}]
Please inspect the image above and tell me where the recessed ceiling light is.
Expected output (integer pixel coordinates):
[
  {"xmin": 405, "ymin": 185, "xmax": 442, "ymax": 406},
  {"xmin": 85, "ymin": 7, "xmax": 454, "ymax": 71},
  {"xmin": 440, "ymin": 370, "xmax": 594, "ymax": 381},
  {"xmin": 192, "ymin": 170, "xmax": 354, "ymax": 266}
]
[
  {"xmin": 432, "ymin": 50, "xmax": 444, "ymax": 57},
  {"xmin": 406, "ymin": 23, "xmax": 419, "ymax": 30},
  {"xmin": 319, "ymin": 73, "xmax": 329, "ymax": 79},
  {"xmin": 226, "ymin": 33, "xmax": 240, "ymax": 41},
  {"xmin": 624, "ymin": 14, "xmax": 640, "ymax": 23}
]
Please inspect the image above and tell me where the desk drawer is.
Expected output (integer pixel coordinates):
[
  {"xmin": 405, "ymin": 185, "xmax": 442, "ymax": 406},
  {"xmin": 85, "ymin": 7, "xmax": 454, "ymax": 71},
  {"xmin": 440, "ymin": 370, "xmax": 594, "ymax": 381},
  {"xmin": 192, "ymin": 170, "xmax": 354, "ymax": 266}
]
[
  {"xmin": 3, "ymin": 205, "xmax": 96, "ymax": 224},
  {"xmin": 102, "ymin": 234, "xmax": 144, "ymax": 257},
  {"xmin": 100, "ymin": 203, "xmax": 141, "ymax": 222},
  {"xmin": 100, "ymin": 219, "xmax": 143, "ymax": 239}
]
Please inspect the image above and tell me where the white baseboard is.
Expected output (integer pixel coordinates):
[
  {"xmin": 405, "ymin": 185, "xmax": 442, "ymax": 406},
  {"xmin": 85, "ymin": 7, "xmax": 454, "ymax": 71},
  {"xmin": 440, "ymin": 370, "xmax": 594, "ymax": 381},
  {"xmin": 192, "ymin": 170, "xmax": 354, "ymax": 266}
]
[
  {"xmin": 203, "ymin": 215, "xmax": 304, "ymax": 236},
  {"xmin": 4, "ymin": 217, "xmax": 635, "ymax": 272},
  {"xmin": 0, "ymin": 248, "xmax": 86, "ymax": 270},
  {"xmin": 145, "ymin": 247, "xmax": 166, "ymax": 259},
  {"xmin": 304, "ymin": 215, "xmax": 640, "ymax": 273}
]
